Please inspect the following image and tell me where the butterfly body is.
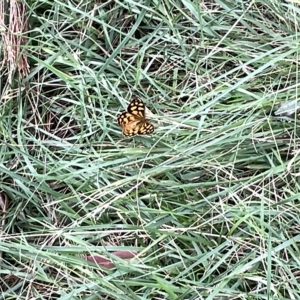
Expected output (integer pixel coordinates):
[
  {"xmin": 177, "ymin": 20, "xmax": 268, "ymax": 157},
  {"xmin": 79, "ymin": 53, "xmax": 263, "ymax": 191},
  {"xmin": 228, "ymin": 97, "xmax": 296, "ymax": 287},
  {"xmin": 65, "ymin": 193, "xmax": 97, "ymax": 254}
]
[{"xmin": 118, "ymin": 98, "xmax": 154, "ymax": 136}]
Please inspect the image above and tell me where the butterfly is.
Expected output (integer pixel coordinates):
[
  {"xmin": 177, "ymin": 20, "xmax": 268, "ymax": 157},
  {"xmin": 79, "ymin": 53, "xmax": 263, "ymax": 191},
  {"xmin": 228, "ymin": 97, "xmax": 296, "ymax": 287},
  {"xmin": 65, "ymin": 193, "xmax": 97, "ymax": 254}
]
[{"xmin": 117, "ymin": 97, "xmax": 154, "ymax": 136}]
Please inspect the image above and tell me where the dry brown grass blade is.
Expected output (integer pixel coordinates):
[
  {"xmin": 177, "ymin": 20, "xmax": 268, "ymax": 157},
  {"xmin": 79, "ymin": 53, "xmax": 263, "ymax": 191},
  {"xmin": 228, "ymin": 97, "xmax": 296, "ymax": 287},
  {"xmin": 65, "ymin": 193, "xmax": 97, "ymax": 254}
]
[
  {"xmin": 0, "ymin": 0, "xmax": 29, "ymax": 83},
  {"xmin": 0, "ymin": 192, "xmax": 8, "ymax": 264},
  {"xmin": 85, "ymin": 251, "xmax": 138, "ymax": 269}
]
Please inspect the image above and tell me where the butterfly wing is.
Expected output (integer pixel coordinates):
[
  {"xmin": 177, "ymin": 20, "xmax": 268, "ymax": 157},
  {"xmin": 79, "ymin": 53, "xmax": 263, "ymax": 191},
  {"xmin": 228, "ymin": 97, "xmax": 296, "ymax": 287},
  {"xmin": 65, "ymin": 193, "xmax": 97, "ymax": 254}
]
[
  {"xmin": 127, "ymin": 97, "xmax": 146, "ymax": 118},
  {"xmin": 117, "ymin": 97, "xmax": 154, "ymax": 136},
  {"xmin": 137, "ymin": 121, "xmax": 154, "ymax": 135},
  {"xmin": 117, "ymin": 111, "xmax": 138, "ymax": 136}
]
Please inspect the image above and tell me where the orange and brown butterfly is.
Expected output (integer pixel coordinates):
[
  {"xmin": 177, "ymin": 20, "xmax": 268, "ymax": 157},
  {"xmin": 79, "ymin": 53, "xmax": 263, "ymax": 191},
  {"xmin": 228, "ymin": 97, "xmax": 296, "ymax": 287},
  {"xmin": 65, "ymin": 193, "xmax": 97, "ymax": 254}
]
[{"xmin": 117, "ymin": 97, "xmax": 154, "ymax": 136}]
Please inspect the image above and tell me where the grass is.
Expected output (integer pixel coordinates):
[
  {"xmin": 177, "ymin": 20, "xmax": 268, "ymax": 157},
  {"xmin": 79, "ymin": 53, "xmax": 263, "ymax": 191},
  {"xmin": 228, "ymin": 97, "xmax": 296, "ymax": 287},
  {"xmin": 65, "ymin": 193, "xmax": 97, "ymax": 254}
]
[{"xmin": 1, "ymin": 0, "xmax": 300, "ymax": 299}]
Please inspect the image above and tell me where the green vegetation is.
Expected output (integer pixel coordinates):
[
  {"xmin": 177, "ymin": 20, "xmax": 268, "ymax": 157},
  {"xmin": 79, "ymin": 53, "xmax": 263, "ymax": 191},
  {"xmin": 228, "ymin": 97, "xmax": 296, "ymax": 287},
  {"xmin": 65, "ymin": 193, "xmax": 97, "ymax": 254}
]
[{"xmin": 1, "ymin": 0, "xmax": 300, "ymax": 299}]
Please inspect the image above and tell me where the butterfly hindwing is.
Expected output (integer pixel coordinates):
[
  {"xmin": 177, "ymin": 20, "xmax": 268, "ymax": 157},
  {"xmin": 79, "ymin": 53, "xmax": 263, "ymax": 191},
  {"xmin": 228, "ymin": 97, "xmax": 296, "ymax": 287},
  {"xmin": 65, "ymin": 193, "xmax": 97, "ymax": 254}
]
[
  {"xmin": 117, "ymin": 112, "xmax": 133, "ymax": 127},
  {"xmin": 139, "ymin": 121, "xmax": 154, "ymax": 135}
]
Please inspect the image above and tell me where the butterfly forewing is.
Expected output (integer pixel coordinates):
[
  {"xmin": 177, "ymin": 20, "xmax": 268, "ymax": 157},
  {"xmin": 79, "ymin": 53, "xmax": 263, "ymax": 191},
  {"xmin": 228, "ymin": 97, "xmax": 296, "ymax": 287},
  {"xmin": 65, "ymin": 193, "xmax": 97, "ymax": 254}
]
[
  {"xmin": 117, "ymin": 98, "xmax": 154, "ymax": 136},
  {"xmin": 127, "ymin": 98, "xmax": 146, "ymax": 118}
]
